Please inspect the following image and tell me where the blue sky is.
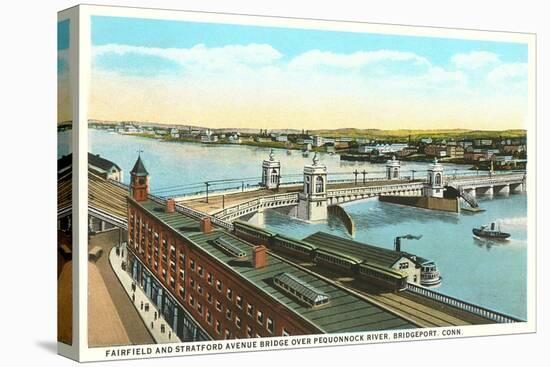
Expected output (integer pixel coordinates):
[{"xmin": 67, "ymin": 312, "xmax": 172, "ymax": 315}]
[
  {"xmin": 91, "ymin": 16, "xmax": 527, "ymax": 67},
  {"xmin": 89, "ymin": 15, "xmax": 529, "ymax": 130}
]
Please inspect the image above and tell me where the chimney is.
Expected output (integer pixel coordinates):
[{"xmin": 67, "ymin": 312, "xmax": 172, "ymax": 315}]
[
  {"xmin": 166, "ymin": 198, "xmax": 175, "ymax": 213},
  {"xmin": 252, "ymin": 245, "xmax": 267, "ymax": 269},
  {"xmin": 200, "ymin": 217, "xmax": 212, "ymax": 234}
]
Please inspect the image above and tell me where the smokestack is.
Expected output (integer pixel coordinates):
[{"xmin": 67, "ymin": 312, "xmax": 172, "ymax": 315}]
[
  {"xmin": 395, "ymin": 237, "xmax": 401, "ymax": 252},
  {"xmin": 166, "ymin": 198, "xmax": 175, "ymax": 213},
  {"xmin": 200, "ymin": 217, "xmax": 212, "ymax": 234},
  {"xmin": 252, "ymin": 245, "xmax": 267, "ymax": 269}
]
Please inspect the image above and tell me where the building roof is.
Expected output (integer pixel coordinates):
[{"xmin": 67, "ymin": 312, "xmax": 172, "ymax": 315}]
[
  {"xmin": 57, "ymin": 153, "xmax": 121, "ymax": 175},
  {"xmin": 58, "ymin": 170, "xmax": 128, "ymax": 220},
  {"xmin": 133, "ymin": 199, "xmax": 416, "ymax": 333},
  {"xmin": 130, "ymin": 155, "xmax": 149, "ymax": 177},
  {"xmin": 303, "ymin": 231, "xmax": 422, "ymax": 268}
]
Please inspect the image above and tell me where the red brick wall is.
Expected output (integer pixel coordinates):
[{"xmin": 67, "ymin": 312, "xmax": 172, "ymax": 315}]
[{"xmin": 127, "ymin": 200, "xmax": 319, "ymax": 340}]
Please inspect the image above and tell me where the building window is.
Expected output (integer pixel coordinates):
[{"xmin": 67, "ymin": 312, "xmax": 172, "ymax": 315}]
[
  {"xmin": 257, "ymin": 310, "xmax": 264, "ymax": 325},
  {"xmin": 236, "ymin": 295, "xmax": 243, "ymax": 309},
  {"xmin": 206, "ymin": 311, "xmax": 212, "ymax": 324},
  {"xmin": 189, "ymin": 295, "xmax": 195, "ymax": 307},
  {"xmin": 216, "ymin": 300, "xmax": 222, "ymax": 312},
  {"xmin": 235, "ymin": 316, "xmax": 242, "ymax": 329},
  {"xmin": 282, "ymin": 328, "xmax": 290, "ymax": 337},
  {"xmin": 215, "ymin": 320, "xmax": 221, "ymax": 334},
  {"xmin": 197, "ymin": 284, "xmax": 203, "ymax": 295},
  {"xmin": 198, "ymin": 265, "xmax": 204, "ymax": 277},
  {"xmin": 226, "ymin": 308, "xmax": 232, "ymax": 320},
  {"xmin": 190, "ymin": 259, "xmax": 195, "ymax": 271},
  {"xmin": 207, "ymin": 292, "xmax": 212, "ymax": 303},
  {"xmin": 190, "ymin": 278, "xmax": 195, "ymax": 289},
  {"xmin": 399, "ymin": 262, "xmax": 409, "ymax": 270},
  {"xmin": 246, "ymin": 326, "xmax": 253, "ymax": 338},
  {"xmin": 179, "ymin": 286, "xmax": 185, "ymax": 299},
  {"xmin": 226, "ymin": 288, "xmax": 233, "ymax": 301},
  {"xmin": 267, "ymin": 317, "xmax": 274, "ymax": 333},
  {"xmin": 224, "ymin": 330, "xmax": 231, "ymax": 339},
  {"xmin": 207, "ymin": 272, "xmax": 213, "ymax": 284},
  {"xmin": 315, "ymin": 176, "xmax": 324, "ymax": 193},
  {"xmin": 216, "ymin": 280, "xmax": 222, "ymax": 292},
  {"xmin": 247, "ymin": 303, "xmax": 254, "ymax": 317}
]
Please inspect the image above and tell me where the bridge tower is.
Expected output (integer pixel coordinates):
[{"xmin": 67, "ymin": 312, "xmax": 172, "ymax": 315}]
[
  {"xmin": 297, "ymin": 153, "xmax": 328, "ymax": 221},
  {"xmin": 423, "ymin": 158, "xmax": 444, "ymax": 198},
  {"xmin": 261, "ymin": 149, "xmax": 281, "ymax": 190},
  {"xmin": 130, "ymin": 154, "xmax": 149, "ymax": 202},
  {"xmin": 386, "ymin": 156, "xmax": 401, "ymax": 180}
]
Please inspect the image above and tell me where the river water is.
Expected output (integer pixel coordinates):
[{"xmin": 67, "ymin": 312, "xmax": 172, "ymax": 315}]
[{"xmin": 81, "ymin": 129, "xmax": 528, "ymax": 319}]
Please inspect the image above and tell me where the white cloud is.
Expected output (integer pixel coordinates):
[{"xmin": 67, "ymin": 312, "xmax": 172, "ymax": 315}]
[
  {"xmin": 93, "ymin": 43, "xmax": 283, "ymax": 70},
  {"xmin": 451, "ymin": 51, "xmax": 501, "ymax": 70},
  {"xmin": 487, "ymin": 62, "xmax": 528, "ymax": 83},
  {"xmin": 288, "ymin": 49, "xmax": 430, "ymax": 70}
]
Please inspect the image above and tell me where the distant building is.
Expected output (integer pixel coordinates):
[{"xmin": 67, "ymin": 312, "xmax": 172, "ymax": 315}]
[
  {"xmin": 275, "ymin": 135, "xmax": 288, "ymax": 143},
  {"xmin": 420, "ymin": 137, "xmax": 433, "ymax": 144},
  {"xmin": 474, "ymin": 139, "xmax": 493, "ymax": 147},
  {"xmin": 255, "ymin": 137, "xmax": 272, "ymax": 143},
  {"xmin": 337, "ymin": 137, "xmax": 353, "ymax": 143},
  {"xmin": 424, "ymin": 145, "xmax": 447, "ymax": 158},
  {"xmin": 398, "ymin": 147, "xmax": 418, "ymax": 157},
  {"xmin": 313, "ymin": 136, "xmax": 324, "ymax": 147},
  {"xmin": 201, "ymin": 134, "xmax": 219, "ymax": 143},
  {"xmin": 502, "ymin": 145, "xmax": 526, "ymax": 154},
  {"xmin": 446, "ymin": 146, "xmax": 464, "ymax": 159},
  {"xmin": 458, "ymin": 141, "xmax": 473, "ymax": 148},
  {"xmin": 228, "ymin": 134, "xmax": 241, "ymax": 144},
  {"xmin": 358, "ymin": 144, "xmax": 408, "ymax": 154},
  {"xmin": 58, "ymin": 153, "xmax": 123, "ymax": 182}
]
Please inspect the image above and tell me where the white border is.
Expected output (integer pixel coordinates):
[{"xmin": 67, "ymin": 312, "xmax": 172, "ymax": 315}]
[{"xmin": 68, "ymin": 4, "xmax": 537, "ymax": 362}]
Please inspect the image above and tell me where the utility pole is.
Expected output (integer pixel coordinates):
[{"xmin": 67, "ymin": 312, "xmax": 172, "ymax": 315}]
[
  {"xmin": 353, "ymin": 169, "xmax": 359, "ymax": 185},
  {"xmin": 361, "ymin": 170, "xmax": 367, "ymax": 184},
  {"xmin": 205, "ymin": 182, "xmax": 210, "ymax": 203}
]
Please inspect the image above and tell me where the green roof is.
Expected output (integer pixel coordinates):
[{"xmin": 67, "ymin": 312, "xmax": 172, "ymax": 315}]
[
  {"xmin": 303, "ymin": 232, "xmax": 410, "ymax": 268},
  {"xmin": 134, "ymin": 199, "xmax": 417, "ymax": 333},
  {"xmin": 130, "ymin": 155, "xmax": 149, "ymax": 177}
]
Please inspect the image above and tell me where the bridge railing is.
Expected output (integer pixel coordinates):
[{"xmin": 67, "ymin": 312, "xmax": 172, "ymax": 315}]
[
  {"xmin": 407, "ymin": 283, "xmax": 523, "ymax": 323},
  {"xmin": 174, "ymin": 202, "xmax": 235, "ymax": 231},
  {"xmin": 446, "ymin": 173, "xmax": 526, "ymax": 187},
  {"xmin": 214, "ymin": 193, "xmax": 300, "ymax": 219},
  {"xmin": 148, "ymin": 193, "xmax": 235, "ymax": 231},
  {"xmin": 328, "ymin": 182, "xmax": 424, "ymax": 197}
]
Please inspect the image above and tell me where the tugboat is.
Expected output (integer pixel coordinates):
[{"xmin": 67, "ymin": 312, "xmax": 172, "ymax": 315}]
[{"xmin": 472, "ymin": 222, "xmax": 510, "ymax": 240}]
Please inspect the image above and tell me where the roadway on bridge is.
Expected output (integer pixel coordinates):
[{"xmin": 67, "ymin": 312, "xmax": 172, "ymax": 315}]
[{"xmin": 178, "ymin": 179, "xmax": 412, "ymax": 215}]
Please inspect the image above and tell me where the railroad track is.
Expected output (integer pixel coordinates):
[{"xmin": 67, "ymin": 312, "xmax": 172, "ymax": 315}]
[{"xmin": 356, "ymin": 289, "xmax": 471, "ymax": 328}]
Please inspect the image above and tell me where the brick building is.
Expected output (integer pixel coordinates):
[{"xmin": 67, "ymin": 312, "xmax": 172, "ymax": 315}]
[{"xmin": 125, "ymin": 156, "xmax": 415, "ymax": 342}]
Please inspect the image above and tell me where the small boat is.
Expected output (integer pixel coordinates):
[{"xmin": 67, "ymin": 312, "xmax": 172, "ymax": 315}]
[{"xmin": 472, "ymin": 222, "xmax": 510, "ymax": 240}]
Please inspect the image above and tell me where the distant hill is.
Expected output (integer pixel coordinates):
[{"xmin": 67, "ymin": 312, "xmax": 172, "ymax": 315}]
[
  {"xmin": 88, "ymin": 120, "xmax": 526, "ymax": 139},
  {"xmin": 310, "ymin": 128, "xmax": 527, "ymax": 140}
]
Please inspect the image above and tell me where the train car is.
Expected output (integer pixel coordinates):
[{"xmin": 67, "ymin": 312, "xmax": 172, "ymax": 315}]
[
  {"xmin": 271, "ymin": 234, "xmax": 317, "ymax": 261},
  {"xmin": 313, "ymin": 248, "xmax": 362, "ymax": 276},
  {"xmin": 233, "ymin": 220, "xmax": 275, "ymax": 246},
  {"xmin": 358, "ymin": 262, "xmax": 408, "ymax": 292}
]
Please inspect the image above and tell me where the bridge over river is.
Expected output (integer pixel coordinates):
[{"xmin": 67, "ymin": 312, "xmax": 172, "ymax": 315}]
[{"xmin": 177, "ymin": 170, "xmax": 526, "ymax": 222}]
